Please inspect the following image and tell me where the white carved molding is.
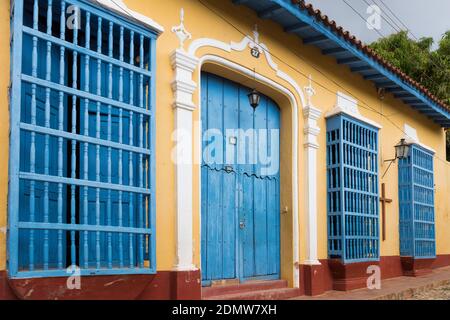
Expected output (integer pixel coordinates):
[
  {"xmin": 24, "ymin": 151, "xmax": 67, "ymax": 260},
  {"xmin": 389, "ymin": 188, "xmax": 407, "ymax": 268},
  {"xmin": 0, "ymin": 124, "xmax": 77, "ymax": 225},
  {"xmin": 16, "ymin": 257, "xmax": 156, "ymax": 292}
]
[
  {"xmin": 92, "ymin": 0, "xmax": 164, "ymax": 33},
  {"xmin": 170, "ymin": 50, "xmax": 199, "ymax": 111},
  {"xmin": 302, "ymin": 76, "xmax": 322, "ymax": 266},
  {"xmin": 172, "ymin": 8, "xmax": 192, "ymax": 50},
  {"xmin": 403, "ymin": 123, "xmax": 435, "ymax": 153},
  {"xmin": 325, "ymin": 91, "xmax": 382, "ymax": 129},
  {"xmin": 187, "ymin": 26, "xmax": 306, "ymax": 107}
]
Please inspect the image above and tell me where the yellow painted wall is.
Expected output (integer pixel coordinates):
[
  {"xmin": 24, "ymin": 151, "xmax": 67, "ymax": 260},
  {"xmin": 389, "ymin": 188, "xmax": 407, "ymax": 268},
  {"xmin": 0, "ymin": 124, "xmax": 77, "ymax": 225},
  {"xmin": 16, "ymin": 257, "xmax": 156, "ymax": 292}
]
[
  {"xmin": 0, "ymin": 0, "xmax": 449, "ymax": 281},
  {"xmin": 0, "ymin": 0, "xmax": 11, "ymax": 271}
]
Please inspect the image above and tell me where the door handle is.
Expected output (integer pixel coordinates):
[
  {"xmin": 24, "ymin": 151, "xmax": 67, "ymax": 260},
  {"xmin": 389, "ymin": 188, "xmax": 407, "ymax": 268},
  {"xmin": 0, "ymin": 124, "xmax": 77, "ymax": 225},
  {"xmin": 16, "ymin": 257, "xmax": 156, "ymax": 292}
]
[{"xmin": 239, "ymin": 221, "xmax": 245, "ymax": 229}]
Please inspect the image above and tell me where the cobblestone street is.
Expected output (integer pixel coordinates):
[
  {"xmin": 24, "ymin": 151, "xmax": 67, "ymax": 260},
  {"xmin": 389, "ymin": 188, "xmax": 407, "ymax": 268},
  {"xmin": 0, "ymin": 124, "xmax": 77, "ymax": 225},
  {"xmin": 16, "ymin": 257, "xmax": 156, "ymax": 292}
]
[{"xmin": 407, "ymin": 283, "xmax": 450, "ymax": 300}]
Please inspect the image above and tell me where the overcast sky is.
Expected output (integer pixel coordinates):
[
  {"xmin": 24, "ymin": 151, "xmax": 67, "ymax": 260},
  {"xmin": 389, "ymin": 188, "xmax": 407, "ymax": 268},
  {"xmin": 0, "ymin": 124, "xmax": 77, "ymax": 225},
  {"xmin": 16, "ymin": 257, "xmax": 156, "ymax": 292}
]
[{"xmin": 306, "ymin": 0, "xmax": 450, "ymax": 49}]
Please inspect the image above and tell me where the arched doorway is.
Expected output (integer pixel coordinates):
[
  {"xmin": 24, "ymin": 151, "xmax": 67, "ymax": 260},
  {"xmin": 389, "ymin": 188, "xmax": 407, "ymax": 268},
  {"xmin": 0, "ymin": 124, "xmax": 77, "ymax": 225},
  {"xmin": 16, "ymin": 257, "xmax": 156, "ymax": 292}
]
[{"xmin": 200, "ymin": 72, "xmax": 281, "ymax": 286}]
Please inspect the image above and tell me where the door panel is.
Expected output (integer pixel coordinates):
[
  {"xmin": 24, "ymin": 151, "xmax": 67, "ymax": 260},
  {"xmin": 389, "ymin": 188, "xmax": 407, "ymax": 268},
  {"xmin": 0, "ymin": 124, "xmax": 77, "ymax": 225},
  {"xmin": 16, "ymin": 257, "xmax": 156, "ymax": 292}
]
[
  {"xmin": 267, "ymin": 178, "xmax": 281, "ymax": 276},
  {"xmin": 222, "ymin": 171, "xmax": 237, "ymax": 279},
  {"xmin": 201, "ymin": 72, "xmax": 280, "ymax": 284},
  {"xmin": 254, "ymin": 177, "xmax": 268, "ymax": 276},
  {"xmin": 242, "ymin": 174, "xmax": 255, "ymax": 279},
  {"xmin": 205, "ymin": 168, "xmax": 222, "ymax": 280}
]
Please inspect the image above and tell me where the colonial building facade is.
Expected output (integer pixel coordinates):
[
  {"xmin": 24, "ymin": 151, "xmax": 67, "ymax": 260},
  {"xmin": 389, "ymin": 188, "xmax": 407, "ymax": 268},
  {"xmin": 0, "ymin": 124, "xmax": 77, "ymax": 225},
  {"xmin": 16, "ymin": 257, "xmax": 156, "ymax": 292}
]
[{"xmin": 0, "ymin": 0, "xmax": 449, "ymax": 299}]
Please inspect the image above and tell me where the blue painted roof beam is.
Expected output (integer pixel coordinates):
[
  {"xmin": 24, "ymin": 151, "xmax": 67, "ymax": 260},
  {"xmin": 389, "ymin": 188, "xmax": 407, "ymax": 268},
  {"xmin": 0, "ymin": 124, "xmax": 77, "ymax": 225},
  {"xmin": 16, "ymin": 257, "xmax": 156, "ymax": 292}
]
[
  {"xmin": 303, "ymin": 34, "xmax": 329, "ymax": 45},
  {"xmin": 351, "ymin": 65, "xmax": 372, "ymax": 72},
  {"xmin": 386, "ymin": 87, "xmax": 405, "ymax": 93},
  {"xmin": 375, "ymin": 81, "xmax": 397, "ymax": 88},
  {"xmin": 258, "ymin": 4, "xmax": 284, "ymax": 19},
  {"xmin": 424, "ymin": 113, "xmax": 443, "ymax": 119},
  {"xmin": 364, "ymin": 74, "xmax": 386, "ymax": 80},
  {"xmin": 401, "ymin": 98, "xmax": 423, "ymax": 103},
  {"xmin": 285, "ymin": 22, "xmax": 311, "ymax": 33},
  {"xmin": 232, "ymin": 0, "xmax": 250, "ymax": 4},
  {"xmin": 418, "ymin": 108, "xmax": 441, "ymax": 114},
  {"xmin": 425, "ymin": 116, "xmax": 449, "ymax": 124},
  {"xmin": 417, "ymin": 107, "xmax": 442, "ymax": 113},
  {"xmin": 337, "ymin": 56, "xmax": 360, "ymax": 64},
  {"xmin": 434, "ymin": 120, "xmax": 450, "ymax": 126},
  {"xmin": 394, "ymin": 93, "xmax": 415, "ymax": 98},
  {"xmin": 322, "ymin": 47, "xmax": 347, "ymax": 55},
  {"xmin": 414, "ymin": 108, "xmax": 431, "ymax": 112},
  {"xmin": 419, "ymin": 111, "xmax": 443, "ymax": 118}
]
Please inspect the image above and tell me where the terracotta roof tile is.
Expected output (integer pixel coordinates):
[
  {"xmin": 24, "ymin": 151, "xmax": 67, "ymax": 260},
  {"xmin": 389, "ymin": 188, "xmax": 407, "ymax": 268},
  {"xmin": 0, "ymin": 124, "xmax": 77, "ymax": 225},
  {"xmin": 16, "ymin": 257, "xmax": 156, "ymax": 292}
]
[{"xmin": 290, "ymin": 0, "xmax": 450, "ymax": 112}]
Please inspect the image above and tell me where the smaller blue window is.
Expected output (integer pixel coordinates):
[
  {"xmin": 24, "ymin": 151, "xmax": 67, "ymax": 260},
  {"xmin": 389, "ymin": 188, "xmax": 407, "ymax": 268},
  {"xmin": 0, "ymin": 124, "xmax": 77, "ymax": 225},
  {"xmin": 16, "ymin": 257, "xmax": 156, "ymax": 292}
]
[
  {"xmin": 326, "ymin": 114, "xmax": 380, "ymax": 263},
  {"xmin": 398, "ymin": 144, "xmax": 436, "ymax": 258}
]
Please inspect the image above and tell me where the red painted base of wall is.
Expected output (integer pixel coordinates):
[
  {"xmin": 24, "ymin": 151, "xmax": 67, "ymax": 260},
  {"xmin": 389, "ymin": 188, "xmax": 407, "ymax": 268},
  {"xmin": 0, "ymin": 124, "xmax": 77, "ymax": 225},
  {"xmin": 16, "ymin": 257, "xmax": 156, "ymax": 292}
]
[
  {"xmin": 300, "ymin": 264, "xmax": 326, "ymax": 296},
  {"xmin": 2, "ymin": 255, "xmax": 450, "ymax": 299},
  {"xmin": 433, "ymin": 254, "xmax": 450, "ymax": 269},
  {"xmin": 0, "ymin": 269, "xmax": 201, "ymax": 300},
  {"xmin": 138, "ymin": 270, "xmax": 201, "ymax": 300},
  {"xmin": 401, "ymin": 257, "xmax": 434, "ymax": 277},
  {"xmin": 327, "ymin": 259, "xmax": 380, "ymax": 291},
  {"xmin": 9, "ymin": 274, "xmax": 155, "ymax": 300},
  {"xmin": 0, "ymin": 271, "xmax": 17, "ymax": 300},
  {"xmin": 299, "ymin": 254, "xmax": 450, "ymax": 295}
]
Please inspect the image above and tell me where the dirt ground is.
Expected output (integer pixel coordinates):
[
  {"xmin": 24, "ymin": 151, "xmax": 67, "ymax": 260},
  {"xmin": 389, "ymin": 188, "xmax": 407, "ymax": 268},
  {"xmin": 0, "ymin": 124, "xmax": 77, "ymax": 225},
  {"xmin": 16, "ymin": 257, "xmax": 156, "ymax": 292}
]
[{"xmin": 407, "ymin": 283, "xmax": 450, "ymax": 300}]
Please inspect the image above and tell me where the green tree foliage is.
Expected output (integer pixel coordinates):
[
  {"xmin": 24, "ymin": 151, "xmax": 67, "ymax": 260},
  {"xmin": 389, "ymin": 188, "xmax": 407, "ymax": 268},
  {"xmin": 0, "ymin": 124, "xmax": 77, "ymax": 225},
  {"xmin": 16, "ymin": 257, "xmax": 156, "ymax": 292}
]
[
  {"xmin": 370, "ymin": 31, "xmax": 450, "ymax": 161},
  {"xmin": 370, "ymin": 31, "xmax": 450, "ymax": 105}
]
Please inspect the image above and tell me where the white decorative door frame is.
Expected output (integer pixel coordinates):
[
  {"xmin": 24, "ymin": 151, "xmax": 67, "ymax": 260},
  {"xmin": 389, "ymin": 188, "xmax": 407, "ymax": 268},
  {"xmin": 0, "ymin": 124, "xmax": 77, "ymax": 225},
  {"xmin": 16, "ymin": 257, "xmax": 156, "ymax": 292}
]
[
  {"xmin": 171, "ymin": 9, "xmax": 322, "ymax": 287},
  {"xmin": 171, "ymin": 9, "xmax": 198, "ymax": 272},
  {"xmin": 196, "ymin": 55, "xmax": 300, "ymax": 286},
  {"xmin": 302, "ymin": 77, "xmax": 322, "ymax": 266}
]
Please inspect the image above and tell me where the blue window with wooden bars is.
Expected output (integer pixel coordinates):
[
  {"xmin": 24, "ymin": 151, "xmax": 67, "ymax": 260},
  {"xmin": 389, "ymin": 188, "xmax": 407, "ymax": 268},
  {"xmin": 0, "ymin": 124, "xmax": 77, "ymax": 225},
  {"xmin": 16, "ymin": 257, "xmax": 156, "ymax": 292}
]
[
  {"xmin": 326, "ymin": 114, "xmax": 380, "ymax": 263},
  {"xmin": 398, "ymin": 144, "xmax": 436, "ymax": 258},
  {"xmin": 8, "ymin": 0, "xmax": 157, "ymax": 278}
]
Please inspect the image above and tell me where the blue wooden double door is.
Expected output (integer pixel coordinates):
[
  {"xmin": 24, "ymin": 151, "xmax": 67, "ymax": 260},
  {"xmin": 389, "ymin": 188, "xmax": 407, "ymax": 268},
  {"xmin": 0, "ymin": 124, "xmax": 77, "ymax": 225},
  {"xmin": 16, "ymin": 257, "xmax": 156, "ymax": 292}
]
[{"xmin": 201, "ymin": 72, "xmax": 281, "ymax": 285}]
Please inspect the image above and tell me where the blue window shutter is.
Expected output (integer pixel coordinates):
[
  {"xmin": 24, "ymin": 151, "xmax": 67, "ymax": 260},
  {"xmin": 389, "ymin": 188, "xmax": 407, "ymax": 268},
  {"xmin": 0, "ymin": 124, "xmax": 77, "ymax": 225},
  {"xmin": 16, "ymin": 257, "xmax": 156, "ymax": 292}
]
[
  {"xmin": 9, "ymin": 0, "xmax": 157, "ymax": 278},
  {"xmin": 399, "ymin": 145, "xmax": 436, "ymax": 258},
  {"xmin": 326, "ymin": 114, "xmax": 380, "ymax": 263}
]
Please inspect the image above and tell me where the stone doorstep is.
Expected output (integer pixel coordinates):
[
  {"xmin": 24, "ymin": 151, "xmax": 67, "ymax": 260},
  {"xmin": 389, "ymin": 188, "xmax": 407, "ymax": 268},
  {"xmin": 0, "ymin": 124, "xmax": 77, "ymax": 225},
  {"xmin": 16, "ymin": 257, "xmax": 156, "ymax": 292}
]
[{"xmin": 372, "ymin": 279, "xmax": 450, "ymax": 300}]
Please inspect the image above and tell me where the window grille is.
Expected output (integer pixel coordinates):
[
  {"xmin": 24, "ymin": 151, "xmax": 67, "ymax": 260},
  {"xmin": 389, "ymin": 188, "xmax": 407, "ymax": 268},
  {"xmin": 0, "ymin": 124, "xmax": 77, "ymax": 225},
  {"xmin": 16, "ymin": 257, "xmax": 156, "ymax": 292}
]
[
  {"xmin": 8, "ymin": 0, "xmax": 157, "ymax": 277},
  {"xmin": 398, "ymin": 144, "xmax": 436, "ymax": 258},
  {"xmin": 326, "ymin": 114, "xmax": 380, "ymax": 263}
]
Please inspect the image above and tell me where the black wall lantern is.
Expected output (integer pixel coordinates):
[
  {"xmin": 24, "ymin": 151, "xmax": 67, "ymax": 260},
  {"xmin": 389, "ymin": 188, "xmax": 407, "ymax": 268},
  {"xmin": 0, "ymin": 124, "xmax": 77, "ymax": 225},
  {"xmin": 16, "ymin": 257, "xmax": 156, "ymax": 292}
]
[
  {"xmin": 381, "ymin": 138, "xmax": 411, "ymax": 179},
  {"xmin": 394, "ymin": 138, "xmax": 411, "ymax": 160},
  {"xmin": 248, "ymin": 89, "xmax": 261, "ymax": 110}
]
